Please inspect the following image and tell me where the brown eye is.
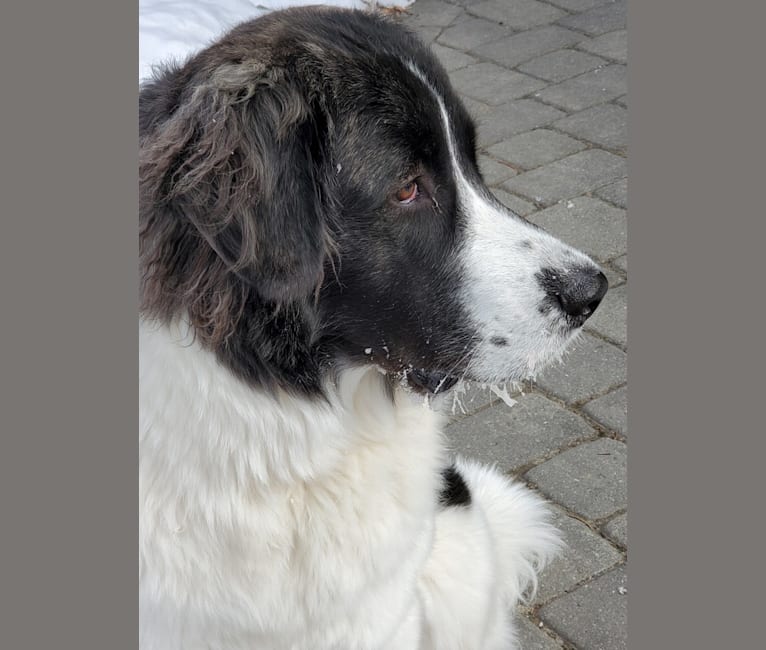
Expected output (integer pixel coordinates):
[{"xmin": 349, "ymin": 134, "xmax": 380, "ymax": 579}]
[{"xmin": 395, "ymin": 181, "xmax": 419, "ymax": 204}]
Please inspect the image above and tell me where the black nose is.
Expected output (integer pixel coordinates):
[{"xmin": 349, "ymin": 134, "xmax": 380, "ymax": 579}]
[{"xmin": 539, "ymin": 267, "xmax": 608, "ymax": 324}]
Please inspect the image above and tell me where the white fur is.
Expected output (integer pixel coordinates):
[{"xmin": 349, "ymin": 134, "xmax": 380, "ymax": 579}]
[{"xmin": 140, "ymin": 319, "xmax": 561, "ymax": 649}]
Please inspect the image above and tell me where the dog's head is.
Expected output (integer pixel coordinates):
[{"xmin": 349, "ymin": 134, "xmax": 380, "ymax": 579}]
[{"xmin": 139, "ymin": 8, "xmax": 607, "ymax": 395}]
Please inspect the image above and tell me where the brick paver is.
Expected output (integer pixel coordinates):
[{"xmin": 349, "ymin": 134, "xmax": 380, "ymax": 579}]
[
  {"xmin": 554, "ymin": 103, "xmax": 628, "ymax": 152},
  {"xmin": 400, "ymin": 2, "xmax": 628, "ymax": 646},
  {"xmin": 449, "ymin": 62, "xmax": 547, "ymax": 105},
  {"xmin": 502, "ymin": 150, "xmax": 627, "ymax": 206},
  {"xmin": 594, "ymin": 176, "xmax": 627, "ymax": 208},
  {"xmin": 557, "ymin": 0, "xmax": 627, "ymax": 37},
  {"xmin": 533, "ymin": 506, "xmax": 623, "ymax": 604},
  {"xmin": 487, "ymin": 129, "xmax": 586, "ymax": 171},
  {"xmin": 535, "ymin": 64, "xmax": 627, "ymax": 112},
  {"xmin": 518, "ymin": 49, "xmax": 607, "ymax": 83},
  {"xmin": 539, "ymin": 565, "xmax": 628, "ymax": 650},
  {"xmin": 578, "ymin": 29, "xmax": 627, "ymax": 63},
  {"xmin": 446, "ymin": 393, "xmax": 597, "ymax": 474},
  {"xmin": 472, "ymin": 25, "xmax": 584, "ymax": 68},
  {"xmin": 585, "ymin": 281, "xmax": 627, "ymax": 347},
  {"xmin": 525, "ymin": 196, "xmax": 626, "ymax": 261},
  {"xmin": 602, "ymin": 512, "xmax": 628, "ymax": 548},
  {"xmin": 534, "ymin": 333, "xmax": 627, "ymax": 403},
  {"xmin": 525, "ymin": 438, "xmax": 627, "ymax": 520},
  {"xmin": 583, "ymin": 385, "xmax": 628, "ymax": 437}
]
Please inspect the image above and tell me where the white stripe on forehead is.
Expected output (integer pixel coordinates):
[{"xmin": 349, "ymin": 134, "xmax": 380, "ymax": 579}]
[{"xmin": 404, "ymin": 61, "xmax": 487, "ymax": 212}]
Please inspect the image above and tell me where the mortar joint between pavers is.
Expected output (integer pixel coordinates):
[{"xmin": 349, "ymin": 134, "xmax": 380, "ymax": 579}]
[
  {"xmin": 525, "ymin": 606, "xmax": 580, "ymax": 650},
  {"xmin": 530, "ymin": 368, "xmax": 626, "ymax": 403},
  {"xmin": 581, "ymin": 327, "xmax": 627, "ymax": 354},
  {"xmin": 461, "ymin": 8, "xmax": 524, "ymax": 36},
  {"xmin": 537, "ymin": 123, "xmax": 627, "ymax": 159},
  {"xmin": 509, "ymin": 430, "xmax": 603, "ymax": 480},
  {"xmin": 515, "ymin": 482, "xmax": 628, "ymax": 567},
  {"xmin": 478, "ymin": 150, "xmax": 527, "ymax": 175},
  {"xmin": 519, "ymin": 605, "xmax": 574, "ymax": 649},
  {"xmin": 535, "ymin": 560, "xmax": 627, "ymax": 612},
  {"xmin": 572, "ymin": 42, "xmax": 626, "ymax": 66},
  {"xmin": 535, "ymin": 0, "xmax": 579, "ymax": 17},
  {"xmin": 590, "ymin": 177, "xmax": 629, "ymax": 210}
]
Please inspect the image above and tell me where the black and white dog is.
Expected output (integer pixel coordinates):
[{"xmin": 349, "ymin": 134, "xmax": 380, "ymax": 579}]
[{"xmin": 139, "ymin": 7, "xmax": 608, "ymax": 649}]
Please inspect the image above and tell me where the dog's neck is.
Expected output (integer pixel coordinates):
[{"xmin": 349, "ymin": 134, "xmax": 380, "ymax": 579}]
[{"xmin": 139, "ymin": 318, "xmax": 445, "ymax": 492}]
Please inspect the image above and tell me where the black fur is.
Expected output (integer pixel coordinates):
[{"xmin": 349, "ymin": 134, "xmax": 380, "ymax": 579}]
[
  {"xmin": 139, "ymin": 8, "xmax": 485, "ymax": 395},
  {"xmin": 439, "ymin": 466, "xmax": 472, "ymax": 508}
]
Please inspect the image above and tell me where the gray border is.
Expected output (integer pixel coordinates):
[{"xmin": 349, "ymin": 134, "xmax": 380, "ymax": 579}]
[
  {"xmin": 1, "ymin": 1, "xmax": 765, "ymax": 648},
  {"xmin": 629, "ymin": 0, "xmax": 765, "ymax": 648},
  {"xmin": 1, "ymin": 2, "xmax": 137, "ymax": 649}
]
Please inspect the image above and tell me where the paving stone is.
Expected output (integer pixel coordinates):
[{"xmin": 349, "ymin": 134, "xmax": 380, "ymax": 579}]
[
  {"xmin": 534, "ymin": 333, "xmax": 626, "ymax": 404},
  {"xmin": 478, "ymin": 154, "xmax": 517, "ymax": 185},
  {"xmin": 446, "ymin": 393, "xmax": 597, "ymax": 474},
  {"xmin": 487, "ymin": 129, "xmax": 586, "ymax": 170},
  {"xmin": 602, "ymin": 512, "xmax": 627, "ymax": 548},
  {"xmin": 611, "ymin": 253, "xmax": 627, "ymax": 273},
  {"xmin": 474, "ymin": 99, "xmax": 566, "ymax": 147},
  {"xmin": 582, "ymin": 385, "xmax": 627, "ymax": 437},
  {"xmin": 514, "ymin": 614, "xmax": 564, "ymax": 649},
  {"xmin": 585, "ymin": 282, "xmax": 627, "ymax": 346},
  {"xmin": 412, "ymin": 24, "xmax": 442, "ymax": 43},
  {"xmin": 547, "ymin": 0, "xmax": 611, "ymax": 11},
  {"xmin": 466, "ymin": 0, "xmax": 565, "ymax": 31},
  {"xmin": 525, "ymin": 438, "xmax": 627, "ymax": 520},
  {"xmin": 600, "ymin": 264, "xmax": 623, "ymax": 290},
  {"xmin": 502, "ymin": 151, "xmax": 627, "ymax": 207},
  {"xmin": 539, "ymin": 565, "xmax": 627, "ymax": 650},
  {"xmin": 554, "ymin": 103, "xmax": 627, "ymax": 152},
  {"xmin": 578, "ymin": 28, "xmax": 627, "ymax": 63},
  {"xmin": 471, "ymin": 25, "xmax": 583, "ymax": 68},
  {"xmin": 460, "ymin": 95, "xmax": 493, "ymax": 119},
  {"xmin": 594, "ymin": 177, "xmax": 627, "ymax": 208},
  {"xmin": 536, "ymin": 63, "xmax": 626, "ymax": 111},
  {"xmin": 408, "ymin": 0, "xmax": 465, "ymax": 28},
  {"xmin": 527, "ymin": 196, "xmax": 626, "ymax": 263},
  {"xmin": 519, "ymin": 49, "xmax": 607, "ymax": 83},
  {"xmin": 430, "ymin": 43, "xmax": 478, "ymax": 72},
  {"xmin": 449, "ymin": 63, "xmax": 547, "ymax": 105},
  {"xmin": 535, "ymin": 506, "xmax": 623, "ymax": 604},
  {"xmin": 558, "ymin": 0, "xmax": 627, "ymax": 37},
  {"xmin": 436, "ymin": 16, "xmax": 511, "ymax": 51},
  {"xmin": 491, "ymin": 188, "xmax": 537, "ymax": 217}
]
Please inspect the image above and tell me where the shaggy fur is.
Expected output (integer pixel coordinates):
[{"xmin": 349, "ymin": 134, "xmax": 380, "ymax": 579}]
[{"xmin": 139, "ymin": 7, "xmax": 607, "ymax": 649}]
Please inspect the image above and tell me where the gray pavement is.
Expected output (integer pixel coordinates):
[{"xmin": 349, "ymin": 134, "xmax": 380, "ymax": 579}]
[{"xmin": 398, "ymin": 1, "xmax": 627, "ymax": 647}]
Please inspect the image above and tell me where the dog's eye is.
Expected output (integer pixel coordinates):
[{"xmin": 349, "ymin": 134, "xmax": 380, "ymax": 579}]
[{"xmin": 395, "ymin": 181, "xmax": 419, "ymax": 204}]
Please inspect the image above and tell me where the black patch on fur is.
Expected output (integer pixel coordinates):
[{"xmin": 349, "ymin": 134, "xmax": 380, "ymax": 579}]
[
  {"xmin": 439, "ymin": 465, "xmax": 472, "ymax": 508},
  {"xmin": 490, "ymin": 336, "xmax": 508, "ymax": 347}
]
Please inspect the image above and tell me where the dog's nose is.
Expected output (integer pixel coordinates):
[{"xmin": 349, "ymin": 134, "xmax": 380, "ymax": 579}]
[{"xmin": 540, "ymin": 267, "xmax": 608, "ymax": 324}]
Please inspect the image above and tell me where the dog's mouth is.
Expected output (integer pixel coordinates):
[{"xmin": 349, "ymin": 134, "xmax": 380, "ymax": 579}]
[{"xmin": 404, "ymin": 368, "xmax": 460, "ymax": 395}]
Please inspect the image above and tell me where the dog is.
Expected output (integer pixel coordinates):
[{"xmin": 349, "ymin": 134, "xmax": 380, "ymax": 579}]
[{"xmin": 139, "ymin": 7, "xmax": 608, "ymax": 649}]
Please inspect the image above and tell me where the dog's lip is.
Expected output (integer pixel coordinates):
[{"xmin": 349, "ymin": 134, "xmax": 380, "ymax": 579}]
[{"xmin": 405, "ymin": 368, "xmax": 460, "ymax": 395}]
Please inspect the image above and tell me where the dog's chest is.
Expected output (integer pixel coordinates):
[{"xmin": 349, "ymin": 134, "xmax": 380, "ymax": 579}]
[{"xmin": 139, "ymin": 322, "xmax": 445, "ymax": 648}]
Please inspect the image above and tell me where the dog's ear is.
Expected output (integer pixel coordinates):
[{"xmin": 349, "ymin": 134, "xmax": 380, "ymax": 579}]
[{"xmin": 140, "ymin": 61, "xmax": 328, "ymax": 304}]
